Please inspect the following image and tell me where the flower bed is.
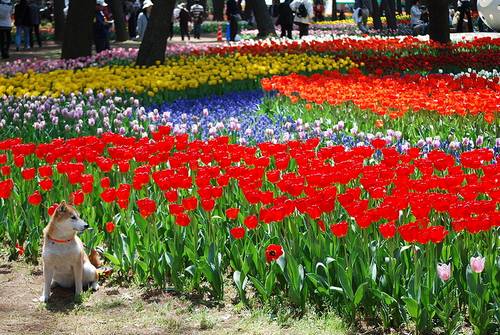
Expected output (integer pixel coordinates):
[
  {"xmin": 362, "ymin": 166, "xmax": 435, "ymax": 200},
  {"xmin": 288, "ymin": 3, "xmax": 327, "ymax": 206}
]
[
  {"xmin": 262, "ymin": 69, "xmax": 499, "ymax": 120},
  {"xmin": 0, "ymin": 132, "xmax": 498, "ymax": 333}
]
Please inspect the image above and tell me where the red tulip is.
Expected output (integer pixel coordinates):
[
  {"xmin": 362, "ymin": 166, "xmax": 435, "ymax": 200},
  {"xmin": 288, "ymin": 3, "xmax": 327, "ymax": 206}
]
[
  {"xmin": 1, "ymin": 165, "xmax": 11, "ymax": 176},
  {"xmin": 182, "ymin": 197, "xmax": 198, "ymax": 211},
  {"xmin": 39, "ymin": 178, "xmax": 53, "ymax": 191},
  {"xmin": 15, "ymin": 243, "xmax": 24, "ymax": 256},
  {"xmin": 330, "ymin": 221, "xmax": 348, "ymax": 238},
  {"xmin": 71, "ymin": 190, "xmax": 85, "ymax": 206},
  {"xmin": 13, "ymin": 155, "xmax": 24, "ymax": 167},
  {"xmin": 21, "ymin": 168, "xmax": 36, "ymax": 180},
  {"xmin": 100, "ymin": 188, "xmax": 116, "ymax": 203},
  {"xmin": 0, "ymin": 179, "xmax": 14, "ymax": 199},
  {"xmin": 201, "ymin": 199, "xmax": 215, "ymax": 212},
  {"xmin": 137, "ymin": 198, "xmax": 156, "ymax": 218},
  {"xmin": 38, "ymin": 165, "xmax": 53, "ymax": 178},
  {"xmin": 265, "ymin": 244, "xmax": 283, "ymax": 263},
  {"xmin": 28, "ymin": 190, "xmax": 42, "ymax": 206},
  {"xmin": 226, "ymin": 208, "xmax": 239, "ymax": 220},
  {"xmin": 230, "ymin": 227, "xmax": 245, "ymax": 239},
  {"xmin": 164, "ymin": 190, "xmax": 178, "ymax": 202},
  {"xmin": 243, "ymin": 215, "xmax": 258, "ymax": 230},
  {"xmin": 100, "ymin": 177, "xmax": 111, "ymax": 189},
  {"xmin": 379, "ymin": 222, "xmax": 396, "ymax": 239},
  {"xmin": 175, "ymin": 212, "xmax": 190, "ymax": 227},
  {"xmin": 105, "ymin": 221, "xmax": 115, "ymax": 233},
  {"xmin": 48, "ymin": 203, "xmax": 59, "ymax": 216}
]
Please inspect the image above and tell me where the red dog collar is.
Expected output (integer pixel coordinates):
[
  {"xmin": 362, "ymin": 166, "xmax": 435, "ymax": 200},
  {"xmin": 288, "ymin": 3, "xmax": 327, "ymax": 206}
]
[{"xmin": 47, "ymin": 235, "xmax": 73, "ymax": 243}]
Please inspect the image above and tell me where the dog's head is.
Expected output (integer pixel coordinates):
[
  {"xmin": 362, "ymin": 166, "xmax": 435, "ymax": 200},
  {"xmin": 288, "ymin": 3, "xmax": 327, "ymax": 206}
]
[{"xmin": 51, "ymin": 201, "xmax": 89, "ymax": 233}]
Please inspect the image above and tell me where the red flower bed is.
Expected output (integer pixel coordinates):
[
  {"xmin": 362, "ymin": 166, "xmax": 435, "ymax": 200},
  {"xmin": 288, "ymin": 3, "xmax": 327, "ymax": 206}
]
[
  {"xmin": 262, "ymin": 69, "xmax": 499, "ymax": 121},
  {"xmin": 0, "ymin": 132, "xmax": 498, "ymax": 243}
]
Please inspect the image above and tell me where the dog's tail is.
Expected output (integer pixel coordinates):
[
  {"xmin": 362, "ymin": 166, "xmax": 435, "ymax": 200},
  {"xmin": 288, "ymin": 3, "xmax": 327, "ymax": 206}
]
[{"xmin": 89, "ymin": 247, "xmax": 103, "ymax": 268}]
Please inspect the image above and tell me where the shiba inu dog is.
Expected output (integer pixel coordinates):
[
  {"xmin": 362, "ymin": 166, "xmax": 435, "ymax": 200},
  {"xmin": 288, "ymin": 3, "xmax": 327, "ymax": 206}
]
[{"xmin": 40, "ymin": 201, "xmax": 99, "ymax": 302}]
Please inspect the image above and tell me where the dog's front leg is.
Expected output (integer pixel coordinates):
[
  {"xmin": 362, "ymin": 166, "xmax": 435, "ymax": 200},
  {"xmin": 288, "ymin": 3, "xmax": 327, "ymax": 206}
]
[
  {"xmin": 40, "ymin": 264, "xmax": 54, "ymax": 302},
  {"xmin": 73, "ymin": 263, "xmax": 83, "ymax": 298}
]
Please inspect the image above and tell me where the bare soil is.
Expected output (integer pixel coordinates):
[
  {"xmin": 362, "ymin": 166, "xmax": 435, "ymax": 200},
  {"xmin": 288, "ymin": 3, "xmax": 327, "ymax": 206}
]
[{"xmin": 0, "ymin": 258, "xmax": 346, "ymax": 335}]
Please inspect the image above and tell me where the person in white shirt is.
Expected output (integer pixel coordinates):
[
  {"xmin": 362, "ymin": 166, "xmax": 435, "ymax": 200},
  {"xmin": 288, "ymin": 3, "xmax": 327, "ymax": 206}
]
[
  {"xmin": 353, "ymin": 0, "xmax": 371, "ymax": 34},
  {"xmin": 0, "ymin": 0, "xmax": 12, "ymax": 58},
  {"xmin": 190, "ymin": 0, "xmax": 204, "ymax": 39},
  {"xmin": 410, "ymin": 0, "xmax": 428, "ymax": 35},
  {"xmin": 289, "ymin": 0, "xmax": 313, "ymax": 38},
  {"xmin": 136, "ymin": 0, "xmax": 153, "ymax": 41}
]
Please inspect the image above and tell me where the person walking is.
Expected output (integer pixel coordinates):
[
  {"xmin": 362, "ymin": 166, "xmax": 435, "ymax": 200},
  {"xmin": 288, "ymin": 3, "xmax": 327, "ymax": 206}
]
[
  {"xmin": 226, "ymin": 0, "xmax": 240, "ymax": 42},
  {"xmin": 276, "ymin": 0, "xmax": 294, "ymax": 39},
  {"xmin": 353, "ymin": 0, "xmax": 371, "ymax": 34},
  {"xmin": 126, "ymin": 0, "xmax": 140, "ymax": 39},
  {"xmin": 190, "ymin": 0, "xmax": 204, "ymax": 39},
  {"xmin": 410, "ymin": 0, "xmax": 427, "ymax": 35},
  {"xmin": 457, "ymin": 0, "xmax": 472, "ymax": 32},
  {"xmin": 0, "ymin": 0, "xmax": 12, "ymax": 58},
  {"xmin": 290, "ymin": 0, "xmax": 313, "ymax": 38},
  {"xmin": 93, "ymin": 0, "xmax": 112, "ymax": 53},
  {"xmin": 178, "ymin": 3, "xmax": 190, "ymax": 41},
  {"xmin": 136, "ymin": 0, "xmax": 152, "ymax": 41},
  {"xmin": 14, "ymin": 0, "xmax": 32, "ymax": 50},
  {"xmin": 29, "ymin": 0, "xmax": 42, "ymax": 48}
]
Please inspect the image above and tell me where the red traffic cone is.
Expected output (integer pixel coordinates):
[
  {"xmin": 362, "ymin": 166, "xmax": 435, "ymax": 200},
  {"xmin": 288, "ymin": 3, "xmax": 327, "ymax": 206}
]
[{"xmin": 217, "ymin": 24, "xmax": 222, "ymax": 42}]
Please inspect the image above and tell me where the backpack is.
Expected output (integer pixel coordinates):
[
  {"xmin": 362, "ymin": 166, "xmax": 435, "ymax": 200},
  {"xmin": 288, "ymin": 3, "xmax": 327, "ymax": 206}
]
[{"xmin": 297, "ymin": 3, "xmax": 308, "ymax": 18}]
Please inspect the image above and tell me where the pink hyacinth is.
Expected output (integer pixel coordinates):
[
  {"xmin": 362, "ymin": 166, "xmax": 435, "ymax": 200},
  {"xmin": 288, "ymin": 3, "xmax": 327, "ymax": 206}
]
[{"xmin": 470, "ymin": 256, "xmax": 485, "ymax": 273}]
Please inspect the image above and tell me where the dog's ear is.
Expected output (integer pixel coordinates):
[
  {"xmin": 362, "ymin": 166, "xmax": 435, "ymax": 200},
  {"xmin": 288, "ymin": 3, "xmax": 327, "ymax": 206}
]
[{"xmin": 58, "ymin": 201, "xmax": 67, "ymax": 213}]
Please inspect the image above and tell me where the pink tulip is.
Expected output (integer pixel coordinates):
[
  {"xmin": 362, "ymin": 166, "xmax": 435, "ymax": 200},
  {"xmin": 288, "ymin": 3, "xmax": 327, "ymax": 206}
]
[
  {"xmin": 470, "ymin": 256, "xmax": 485, "ymax": 273},
  {"xmin": 437, "ymin": 263, "xmax": 451, "ymax": 281}
]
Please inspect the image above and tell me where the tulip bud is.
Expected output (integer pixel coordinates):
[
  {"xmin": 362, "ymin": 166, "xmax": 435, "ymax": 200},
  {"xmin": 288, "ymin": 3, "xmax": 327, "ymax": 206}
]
[
  {"xmin": 437, "ymin": 263, "xmax": 451, "ymax": 281},
  {"xmin": 470, "ymin": 256, "xmax": 485, "ymax": 273}
]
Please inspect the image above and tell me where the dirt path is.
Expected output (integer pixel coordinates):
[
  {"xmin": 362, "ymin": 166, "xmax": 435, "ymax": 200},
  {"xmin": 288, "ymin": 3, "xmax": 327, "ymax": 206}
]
[{"xmin": 0, "ymin": 258, "xmax": 346, "ymax": 335}]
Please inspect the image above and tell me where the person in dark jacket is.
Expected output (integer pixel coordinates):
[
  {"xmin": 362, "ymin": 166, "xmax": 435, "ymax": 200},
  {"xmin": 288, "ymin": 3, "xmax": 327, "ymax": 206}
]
[
  {"xmin": 14, "ymin": 0, "xmax": 32, "ymax": 50},
  {"xmin": 29, "ymin": 0, "xmax": 41, "ymax": 48},
  {"xmin": 276, "ymin": 0, "xmax": 294, "ymax": 38},
  {"xmin": 0, "ymin": 0, "xmax": 12, "ymax": 58},
  {"xmin": 226, "ymin": 0, "xmax": 240, "ymax": 41},
  {"xmin": 94, "ymin": 0, "xmax": 112, "ymax": 53},
  {"xmin": 178, "ymin": 3, "xmax": 190, "ymax": 41}
]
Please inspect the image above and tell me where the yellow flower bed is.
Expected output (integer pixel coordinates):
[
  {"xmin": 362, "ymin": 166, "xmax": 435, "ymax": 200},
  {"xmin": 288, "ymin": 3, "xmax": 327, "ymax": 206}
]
[
  {"xmin": 316, "ymin": 14, "xmax": 410, "ymax": 26},
  {"xmin": 0, "ymin": 54, "xmax": 358, "ymax": 98}
]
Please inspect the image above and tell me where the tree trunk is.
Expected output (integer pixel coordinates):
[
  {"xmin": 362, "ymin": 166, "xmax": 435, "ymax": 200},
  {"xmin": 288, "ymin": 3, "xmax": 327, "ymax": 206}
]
[
  {"xmin": 331, "ymin": 0, "xmax": 337, "ymax": 20},
  {"xmin": 371, "ymin": 0, "xmax": 382, "ymax": 30},
  {"xmin": 136, "ymin": 0, "xmax": 176, "ymax": 66},
  {"xmin": 428, "ymin": 0, "xmax": 450, "ymax": 43},
  {"xmin": 381, "ymin": 0, "xmax": 397, "ymax": 30},
  {"xmin": 396, "ymin": 0, "xmax": 402, "ymax": 14},
  {"xmin": 213, "ymin": 0, "xmax": 225, "ymax": 21},
  {"xmin": 53, "ymin": 0, "xmax": 65, "ymax": 42},
  {"xmin": 61, "ymin": 0, "xmax": 94, "ymax": 59},
  {"xmin": 109, "ymin": 0, "xmax": 128, "ymax": 41},
  {"xmin": 248, "ymin": 0, "xmax": 276, "ymax": 37}
]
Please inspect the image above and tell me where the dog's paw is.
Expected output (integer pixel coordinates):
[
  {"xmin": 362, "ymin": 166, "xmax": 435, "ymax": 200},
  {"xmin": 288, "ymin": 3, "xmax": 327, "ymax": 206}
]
[
  {"xmin": 91, "ymin": 282, "xmax": 100, "ymax": 291},
  {"xmin": 36, "ymin": 295, "xmax": 49, "ymax": 303}
]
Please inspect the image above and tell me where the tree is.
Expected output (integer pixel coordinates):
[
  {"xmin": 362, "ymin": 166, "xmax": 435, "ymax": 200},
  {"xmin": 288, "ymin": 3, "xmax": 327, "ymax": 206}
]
[
  {"xmin": 427, "ymin": 0, "xmax": 450, "ymax": 43},
  {"xmin": 109, "ymin": 0, "xmax": 128, "ymax": 41},
  {"xmin": 61, "ymin": 0, "xmax": 95, "ymax": 59},
  {"xmin": 248, "ymin": 0, "xmax": 276, "ymax": 37},
  {"xmin": 371, "ymin": 0, "xmax": 382, "ymax": 30},
  {"xmin": 331, "ymin": 0, "xmax": 337, "ymax": 20},
  {"xmin": 136, "ymin": 0, "xmax": 176, "ymax": 66},
  {"xmin": 213, "ymin": 0, "xmax": 225, "ymax": 21},
  {"xmin": 53, "ymin": 0, "xmax": 65, "ymax": 42}
]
